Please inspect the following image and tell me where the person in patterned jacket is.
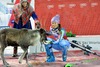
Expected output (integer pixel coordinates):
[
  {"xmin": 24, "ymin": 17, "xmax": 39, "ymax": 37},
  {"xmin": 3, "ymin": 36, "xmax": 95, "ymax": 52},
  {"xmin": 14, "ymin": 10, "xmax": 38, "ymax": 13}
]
[{"xmin": 9, "ymin": 0, "xmax": 40, "ymax": 57}]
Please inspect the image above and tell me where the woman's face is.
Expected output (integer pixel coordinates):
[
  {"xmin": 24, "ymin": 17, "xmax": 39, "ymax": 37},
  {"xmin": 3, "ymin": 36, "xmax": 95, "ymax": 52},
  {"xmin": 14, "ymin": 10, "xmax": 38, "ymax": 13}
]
[
  {"xmin": 22, "ymin": 1, "xmax": 28, "ymax": 8},
  {"xmin": 51, "ymin": 22, "xmax": 59, "ymax": 28}
]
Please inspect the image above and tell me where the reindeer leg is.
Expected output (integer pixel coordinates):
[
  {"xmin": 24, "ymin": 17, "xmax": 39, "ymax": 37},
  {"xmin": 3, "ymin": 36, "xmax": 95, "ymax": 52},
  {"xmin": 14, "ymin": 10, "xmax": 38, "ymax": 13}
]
[
  {"xmin": 19, "ymin": 46, "xmax": 33, "ymax": 67},
  {"xmin": 18, "ymin": 46, "xmax": 28, "ymax": 63},
  {"xmin": 0, "ymin": 46, "xmax": 10, "ymax": 67},
  {"xmin": 25, "ymin": 50, "xmax": 33, "ymax": 67},
  {"xmin": 0, "ymin": 33, "xmax": 10, "ymax": 67}
]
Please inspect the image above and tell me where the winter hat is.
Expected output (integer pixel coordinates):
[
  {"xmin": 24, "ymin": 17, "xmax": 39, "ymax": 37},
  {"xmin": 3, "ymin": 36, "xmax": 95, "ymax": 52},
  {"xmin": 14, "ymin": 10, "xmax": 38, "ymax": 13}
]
[{"xmin": 51, "ymin": 14, "xmax": 60, "ymax": 24}]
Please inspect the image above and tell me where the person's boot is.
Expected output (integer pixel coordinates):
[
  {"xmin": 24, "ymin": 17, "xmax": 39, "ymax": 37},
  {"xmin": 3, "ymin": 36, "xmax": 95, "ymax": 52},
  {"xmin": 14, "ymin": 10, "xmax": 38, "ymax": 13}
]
[
  {"xmin": 62, "ymin": 55, "xmax": 67, "ymax": 62},
  {"xmin": 12, "ymin": 46, "xmax": 18, "ymax": 57},
  {"xmin": 62, "ymin": 46, "xmax": 68, "ymax": 62},
  {"xmin": 45, "ymin": 44, "xmax": 55, "ymax": 62},
  {"xmin": 46, "ymin": 51, "xmax": 55, "ymax": 62}
]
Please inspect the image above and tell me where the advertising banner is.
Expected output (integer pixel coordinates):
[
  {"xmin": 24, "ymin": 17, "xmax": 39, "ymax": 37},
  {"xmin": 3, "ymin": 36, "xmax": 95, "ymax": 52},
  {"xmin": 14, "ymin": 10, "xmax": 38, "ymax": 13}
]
[{"xmin": 35, "ymin": 0, "xmax": 100, "ymax": 35}]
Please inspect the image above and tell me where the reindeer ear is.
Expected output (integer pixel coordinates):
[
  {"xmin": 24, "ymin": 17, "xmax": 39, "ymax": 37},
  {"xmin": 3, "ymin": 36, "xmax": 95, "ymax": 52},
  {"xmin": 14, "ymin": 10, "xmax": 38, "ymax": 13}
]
[{"xmin": 39, "ymin": 28, "xmax": 45, "ymax": 34}]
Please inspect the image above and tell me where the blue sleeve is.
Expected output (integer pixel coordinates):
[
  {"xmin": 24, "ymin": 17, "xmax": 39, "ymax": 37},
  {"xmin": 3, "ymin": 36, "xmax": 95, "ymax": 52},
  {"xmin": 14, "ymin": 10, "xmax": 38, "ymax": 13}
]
[
  {"xmin": 32, "ymin": 12, "xmax": 38, "ymax": 20},
  {"xmin": 59, "ymin": 28, "xmax": 66, "ymax": 41}
]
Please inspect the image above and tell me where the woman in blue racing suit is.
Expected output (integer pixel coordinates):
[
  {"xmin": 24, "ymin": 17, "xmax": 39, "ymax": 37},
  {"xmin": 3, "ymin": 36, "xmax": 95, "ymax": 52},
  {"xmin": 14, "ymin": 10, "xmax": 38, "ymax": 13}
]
[{"xmin": 44, "ymin": 14, "xmax": 70, "ymax": 62}]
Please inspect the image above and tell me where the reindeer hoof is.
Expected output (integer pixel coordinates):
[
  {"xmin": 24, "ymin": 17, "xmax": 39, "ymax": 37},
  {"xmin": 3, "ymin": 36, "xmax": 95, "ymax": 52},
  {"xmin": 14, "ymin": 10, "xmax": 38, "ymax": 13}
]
[
  {"xmin": 18, "ymin": 58, "xmax": 22, "ymax": 63},
  {"xmin": 19, "ymin": 61, "xmax": 22, "ymax": 64},
  {"xmin": 27, "ymin": 63, "xmax": 33, "ymax": 67},
  {"xmin": 4, "ymin": 62, "xmax": 10, "ymax": 67},
  {"xmin": 7, "ymin": 65, "xmax": 11, "ymax": 67},
  {"xmin": 3, "ymin": 64, "xmax": 11, "ymax": 67}
]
